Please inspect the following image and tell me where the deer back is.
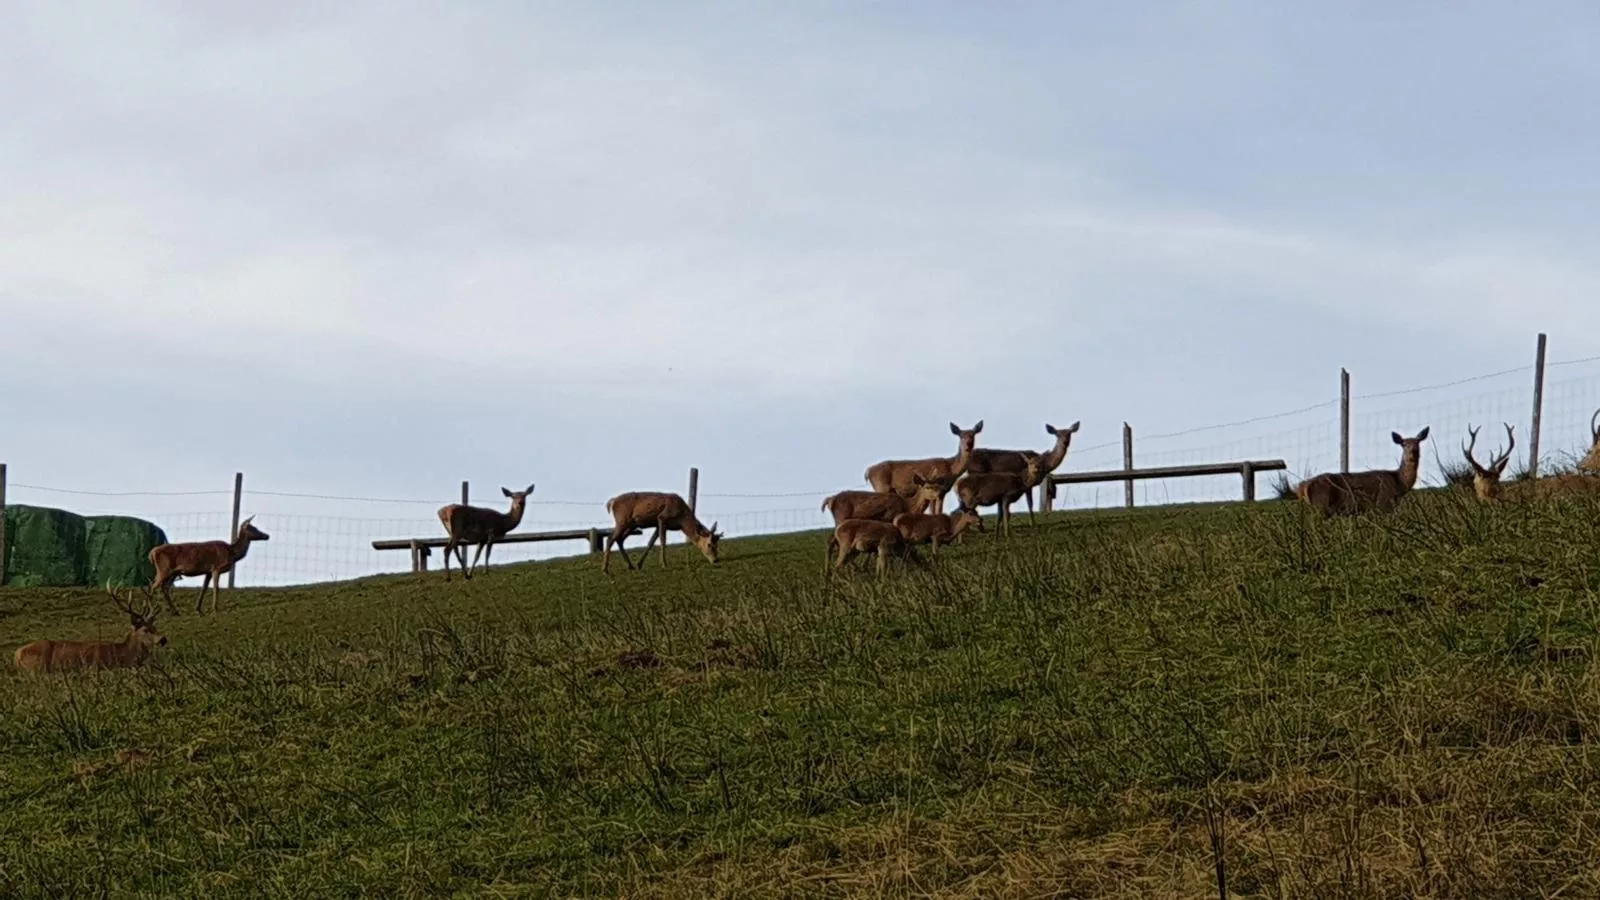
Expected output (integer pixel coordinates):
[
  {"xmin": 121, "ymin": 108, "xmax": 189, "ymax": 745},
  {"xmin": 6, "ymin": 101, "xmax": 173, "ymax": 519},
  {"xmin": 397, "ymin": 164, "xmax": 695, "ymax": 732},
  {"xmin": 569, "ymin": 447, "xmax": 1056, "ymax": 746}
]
[
  {"xmin": 608, "ymin": 492, "xmax": 692, "ymax": 530},
  {"xmin": 957, "ymin": 473, "xmax": 1028, "ymax": 509},
  {"xmin": 439, "ymin": 503, "xmax": 515, "ymax": 541},
  {"xmin": 150, "ymin": 540, "xmax": 235, "ymax": 577}
]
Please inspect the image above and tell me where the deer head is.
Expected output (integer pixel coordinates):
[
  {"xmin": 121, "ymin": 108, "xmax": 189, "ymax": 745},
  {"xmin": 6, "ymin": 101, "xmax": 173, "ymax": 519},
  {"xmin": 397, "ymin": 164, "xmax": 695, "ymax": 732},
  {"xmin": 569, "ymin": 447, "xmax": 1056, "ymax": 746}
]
[
  {"xmin": 107, "ymin": 582, "xmax": 167, "ymax": 649},
  {"xmin": 500, "ymin": 484, "xmax": 536, "ymax": 503},
  {"xmin": 1391, "ymin": 426, "xmax": 1431, "ymax": 487},
  {"xmin": 692, "ymin": 521, "xmax": 723, "ymax": 564},
  {"xmin": 949, "ymin": 420, "xmax": 983, "ymax": 456},
  {"xmin": 912, "ymin": 473, "xmax": 956, "ymax": 510},
  {"xmin": 1462, "ymin": 423, "xmax": 1514, "ymax": 500},
  {"xmin": 236, "ymin": 516, "xmax": 271, "ymax": 544}
]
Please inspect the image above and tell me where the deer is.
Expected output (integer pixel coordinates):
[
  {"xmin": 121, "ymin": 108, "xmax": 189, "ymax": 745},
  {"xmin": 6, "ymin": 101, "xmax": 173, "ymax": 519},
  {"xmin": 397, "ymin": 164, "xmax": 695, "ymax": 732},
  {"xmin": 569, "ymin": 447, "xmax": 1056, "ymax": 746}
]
[
  {"xmin": 602, "ymin": 491, "xmax": 722, "ymax": 574},
  {"xmin": 891, "ymin": 508, "xmax": 983, "ymax": 558},
  {"xmin": 825, "ymin": 518, "xmax": 925, "ymax": 576},
  {"xmin": 1582, "ymin": 409, "xmax": 1600, "ymax": 474},
  {"xmin": 1463, "ymin": 422, "xmax": 1600, "ymax": 503},
  {"xmin": 822, "ymin": 475, "xmax": 947, "ymax": 526},
  {"xmin": 436, "ymin": 484, "xmax": 535, "ymax": 582},
  {"xmin": 1295, "ymin": 427, "xmax": 1430, "ymax": 517},
  {"xmin": 864, "ymin": 420, "xmax": 983, "ymax": 511},
  {"xmin": 148, "ymin": 516, "xmax": 271, "ymax": 615},
  {"xmin": 955, "ymin": 455, "xmax": 1048, "ymax": 537},
  {"xmin": 15, "ymin": 583, "xmax": 168, "ymax": 674}
]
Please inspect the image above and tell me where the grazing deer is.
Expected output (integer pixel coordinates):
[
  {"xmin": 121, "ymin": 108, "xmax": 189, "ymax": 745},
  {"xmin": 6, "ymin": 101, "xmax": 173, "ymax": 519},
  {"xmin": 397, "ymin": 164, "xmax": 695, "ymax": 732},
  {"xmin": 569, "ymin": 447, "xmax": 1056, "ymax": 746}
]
[
  {"xmin": 955, "ymin": 455, "xmax": 1048, "ymax": 536},
  {"xmin": 892, "ymin": 509, "xmax": 983, "ymax": 558},
  {"xmin": 15, "ymin": 583, "xmax": 167, "ymax": 674},
  {"xmin": 603, "ymin": 491, "xmax": 722, "ymax": 574},
  {"xmin": 822, "ymin": 476, "xmax": 947, "ymax": 526},
  {"xmin": 436, "ymin": 484, "xmax": 535, "ymax": 582},
  {"xmin": 825, "ymin": 518, "xmax": 925, "ymax": 575},
  {"xmin": 149, "ymin": 516, "xmax": 271, "ymax": 615},
  {"xmin": 1582, "ymin": 409, "xmax": 1600, "ymax": 474},
  {"xmin": 1464, "ymin": 422, "xmax": 1600, "ymax": 503},
  {"xmin": 865, "ymin": 421, "xmax": 983, "ymax": 510},
  {"xmin": 1295, "ymin": 427, "xmax": 1430, "ymax": 517}
]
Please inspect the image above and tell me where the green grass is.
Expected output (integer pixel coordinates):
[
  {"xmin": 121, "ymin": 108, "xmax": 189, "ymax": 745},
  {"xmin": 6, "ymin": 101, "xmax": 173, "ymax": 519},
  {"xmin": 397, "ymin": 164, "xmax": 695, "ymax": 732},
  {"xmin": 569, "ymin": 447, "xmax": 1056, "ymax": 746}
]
[{"xmin": 5, "ymin": 492, "xmax": 1600, "ymax": 897}]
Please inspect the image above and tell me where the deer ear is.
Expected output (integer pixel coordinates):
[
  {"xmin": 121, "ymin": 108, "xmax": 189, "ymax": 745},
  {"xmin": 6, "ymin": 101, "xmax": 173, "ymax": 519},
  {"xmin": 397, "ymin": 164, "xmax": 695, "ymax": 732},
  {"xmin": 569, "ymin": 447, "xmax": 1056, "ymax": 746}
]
[
  {"xmin": 1417, "ymin": 426, "xmax": 1430, "ymax": 441},
  {"xmin": 1067, "ymin": 421, "xmax": 1080, "ymax": 433},
  {"xmin": 949, "ymin": 422, "xmax": 960, "ymax": 435},
  {"xmin": 1392, "ymin": 432, "xmax": 1403, "ymax": 445},
  {"xmin": 973, "ymin": 420, "xmax": 983, "ymax": 433},
  {"xmin": 1045, "ymin": 424, "xmax": 1057, "ymax": 435},
  {"xmin": 501, "ymin": 487, "xmax": 513, "ymax": 498},
  {"xmin": 525, "ymin": 484, "xmax": 535, "ymax": 495}
]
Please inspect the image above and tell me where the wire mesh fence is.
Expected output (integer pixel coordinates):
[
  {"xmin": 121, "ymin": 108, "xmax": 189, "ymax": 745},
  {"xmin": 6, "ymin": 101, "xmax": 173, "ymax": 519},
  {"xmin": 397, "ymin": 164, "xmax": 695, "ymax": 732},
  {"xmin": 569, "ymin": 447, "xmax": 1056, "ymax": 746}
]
[{"xmin": 6, "ymin": 338, "xmax": 1600, "ymax": 587}]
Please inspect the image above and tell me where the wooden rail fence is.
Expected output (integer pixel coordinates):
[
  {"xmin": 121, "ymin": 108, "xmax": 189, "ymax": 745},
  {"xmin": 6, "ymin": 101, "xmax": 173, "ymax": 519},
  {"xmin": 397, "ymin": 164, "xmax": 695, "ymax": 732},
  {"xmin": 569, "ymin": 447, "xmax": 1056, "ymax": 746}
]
[
  {"xmin": 1041, "ymin": 459, "xmax": 1288, "ymax": 512},
  {"xmin": 371, "ymin": 527, "xmax": 647, "ymax": 573}
]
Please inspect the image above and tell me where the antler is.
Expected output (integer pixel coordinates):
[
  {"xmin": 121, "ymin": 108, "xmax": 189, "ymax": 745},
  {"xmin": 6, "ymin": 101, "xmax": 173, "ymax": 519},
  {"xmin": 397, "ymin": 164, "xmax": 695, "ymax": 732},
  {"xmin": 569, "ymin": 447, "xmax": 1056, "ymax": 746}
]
[
  {"xmin": 106, "ymin": 580, "xmax": 134, "ymax": 615},
  {"xmin": 1496, "ymin": 423, "xmax": 1516, "ymax": 470},
  {"xmin": 105, "ymin": 580, "xmax": 158, "ymax": 622},
  {"xmin": 1591, "ymin": 408, "xmax": 1600, "ymax": 443},
  {"xmin": 1462, "ymin": 424, "xmax": 1484, "ymax": 472}
]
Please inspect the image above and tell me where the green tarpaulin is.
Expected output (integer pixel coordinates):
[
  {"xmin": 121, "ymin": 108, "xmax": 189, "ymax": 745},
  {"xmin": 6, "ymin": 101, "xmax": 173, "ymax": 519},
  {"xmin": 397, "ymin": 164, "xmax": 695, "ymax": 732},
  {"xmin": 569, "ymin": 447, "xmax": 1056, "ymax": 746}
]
[
  {"xmin": 2, "ymin": 506, "xmax": 169, "ymax": 588},
  {"xmin": 85, "ymin": 515, "xmax": 168, "ymax": 588},
  {"xmin": 3, "ymin": 505, "xmax": 88, "ymax": 588}
]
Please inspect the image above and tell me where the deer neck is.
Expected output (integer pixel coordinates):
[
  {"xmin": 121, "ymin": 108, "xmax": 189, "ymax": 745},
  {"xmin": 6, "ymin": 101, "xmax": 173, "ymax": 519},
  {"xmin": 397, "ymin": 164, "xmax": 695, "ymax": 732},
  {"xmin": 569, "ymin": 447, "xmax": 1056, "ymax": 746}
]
[
  {"xmin": 231, "ymin": 534, "xmax": 255, "ymax": 562},
  {"xmin": 947, "ymin": 443, "xmax": 973, "ymax": 477},
  {"xmin": 680, "ymin": 514, "xmax": 709, "ymax": 539},
  {"xmin": 950, "ymin": 515, "xmax": 977, "ymax": 541},
  {"xmin": 118, "ymin": 632, "xmax": 148, "ymax": 664},
  {"xmin": 1395, "ymin": 448, "xmax": 1422, "ymax": 492},
  {"xmin": 503, "ymin": 499, "xmax": 527, "ymax": 532},
  {"xmin": 1036, "ymin": 436, "xmax": 1071, "ymax": 478}
]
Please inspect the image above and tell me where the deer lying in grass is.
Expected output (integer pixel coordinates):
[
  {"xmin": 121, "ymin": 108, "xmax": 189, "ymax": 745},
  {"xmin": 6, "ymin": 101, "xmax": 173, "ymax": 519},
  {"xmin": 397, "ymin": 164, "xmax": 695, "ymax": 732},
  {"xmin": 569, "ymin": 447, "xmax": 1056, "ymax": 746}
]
[
  {"xmin": 955, "ymin": 455, "xmax": 1047, "ymax": 537},
  {"xmin": 892, "ymin": 509, "xmax": 983, "ymax": 558},
  {"xmin": 1463, "ymin": 423, "xmax": 1600, "ymax": 503},
  {"xmin": 603, "ymin": 492, "xmax": 722, "ymax": 574},
  {"xmin": 825, "ymin": 518, "xmax": 925, "ymax": 575},
  {"xmin": 149, "ymin": 516, "xmax": 271, "ymax": 615},
  {"xmin": 1295, "ymin": 427, "xmax": 1430, "ymax": 517},
  {"xmin": 865, "ymin": 421, "xmax": 983, "ymax": 511},
  {"xmin": 15, "ymin": 583, "xmax": 167, "ymax": 674},
  {"xmin": 436, "ymin": 484, "xmax": 535, "ymax": 582},
  {"xmin": 823, "ymin": 476, "xmax": 947, "ymax": 526}
]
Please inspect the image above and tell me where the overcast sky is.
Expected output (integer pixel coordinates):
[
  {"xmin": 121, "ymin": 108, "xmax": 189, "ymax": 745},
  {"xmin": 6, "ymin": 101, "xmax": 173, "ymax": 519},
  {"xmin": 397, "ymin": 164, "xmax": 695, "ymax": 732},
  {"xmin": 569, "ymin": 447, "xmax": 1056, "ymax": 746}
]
[{"xmin": 6, "ymin": 1, "xmax": 1600, "ymax": 519}]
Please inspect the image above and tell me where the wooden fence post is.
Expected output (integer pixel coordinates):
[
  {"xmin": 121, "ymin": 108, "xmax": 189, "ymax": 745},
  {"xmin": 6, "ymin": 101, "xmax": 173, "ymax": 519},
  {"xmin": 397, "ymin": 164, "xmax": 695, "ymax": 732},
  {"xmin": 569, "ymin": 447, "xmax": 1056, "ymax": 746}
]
[
  {"xmin": 0, "ymin": 462, "xmax": 8, "ymax": 587},
  {"xmin": 688, "ymin": 467, "xmax": 699, "ymax": 514},
  {"xmin": 461, "ymin": 481, "xmax": 469, "ymax": 507},
  {"xmin": 1241, "ymin": 461, "xmax": 1256, "ymax": 501},
  {"xmin": 1122, "ymin": 423, "xmax": 1134, "ymax": 509},
  {"xmin": 226, "ymin": 472, "xmax": 243, "ymax": 589},
  {"xmin": 1340, "ymin": 367, "xmax": 1351, "ymax": 473},
  {"xmin": 588, "ymin": 528, "xmax": 602, "ymax": 554},
  {"xmin": 1529, "ymin": 332, "xmax": 1548, "ymax": 479}
]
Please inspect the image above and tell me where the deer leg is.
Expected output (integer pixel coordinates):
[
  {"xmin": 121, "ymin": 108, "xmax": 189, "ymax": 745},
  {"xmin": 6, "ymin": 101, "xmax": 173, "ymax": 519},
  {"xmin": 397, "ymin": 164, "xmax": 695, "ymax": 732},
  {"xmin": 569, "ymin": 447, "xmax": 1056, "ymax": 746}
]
[
  {"xmin": 467, "ymin": 541, "xmax": 487, "ymax": 579},
  {"xmin": 636, "ymin": 529, "xmax": 658, "ymax": 570},
  {"xmin": 195, "ymin": 574, "xmax": 211, "ymax": 615},
  {"xmin": 1025, "ymin": 490, "xmax": 1036, "ymax": 526},
  {"xmin": 875, "ymin": 543, "xmax": 888, "ymax": 575},
  {"xmin": 442, "ymin": 539, "xmax": 455, "ymax": 581},
  {"xmin": 658, "ymin": 521, "xmax": 669, "ymax": 568},
  {"xmin": 153, "ymin": 573, "xmax": 179, "ymax": 616},
  {"xmin": 613, "ymin": 530, "xmax": 636, "ymax": 571},
  {"xmin": 212, "ymin": 568, "xmax": 226, "ymax": 614}
]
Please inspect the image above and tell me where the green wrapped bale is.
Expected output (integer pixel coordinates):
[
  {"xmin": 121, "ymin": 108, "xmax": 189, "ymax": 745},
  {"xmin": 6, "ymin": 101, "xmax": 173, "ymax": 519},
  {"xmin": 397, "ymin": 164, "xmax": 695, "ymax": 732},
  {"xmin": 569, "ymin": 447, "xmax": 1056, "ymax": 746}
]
[
  {"xmin": 3, "ymin": 505, "xmax": 89, "ymax": 588},
  {"xmin": 85, "ymin": 515, "xmax": 168, "ymax": 588}
]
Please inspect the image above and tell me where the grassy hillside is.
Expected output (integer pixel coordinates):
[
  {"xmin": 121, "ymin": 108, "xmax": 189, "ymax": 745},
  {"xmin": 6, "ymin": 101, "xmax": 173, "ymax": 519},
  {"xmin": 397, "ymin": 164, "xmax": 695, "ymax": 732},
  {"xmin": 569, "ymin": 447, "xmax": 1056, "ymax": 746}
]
[{"xmin": 3, "ymin": 490, "xmax": 1600, "ymax": 897}]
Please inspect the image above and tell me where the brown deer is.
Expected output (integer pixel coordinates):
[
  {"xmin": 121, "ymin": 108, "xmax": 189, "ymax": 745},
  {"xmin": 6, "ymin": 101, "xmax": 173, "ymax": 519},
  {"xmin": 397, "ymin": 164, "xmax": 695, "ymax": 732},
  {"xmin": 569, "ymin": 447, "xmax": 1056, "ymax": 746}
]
[
  {"xmin": 1582, "ymin": 409, "xmax": 1600, "ymax": 473},
  {"xmin": 1295, "ymin": 427, "xmax": 1430, "ymax": 517},
  {"xmin": 822, "ymin": 475, "xmax": 947, "ymax": 526},
  {"xmin": 967, "ymin": 421, "xmax": 1081, "ymax": 478},
  {"xmin": 436, "ymin": 484, "xmax": 535, "ymax": 582},
  {"xmin": 1463, "ymin": 422, "xmax": 1600, "ymax": 503},
  {"xmin": 865, "ymin": 420, "xmax": 983, "ymax": 510},
  {"xmin": 955, "ymin": 455, "xmax": 1048, "ymax": 536},
  {"xmin": 602, "ymin": 491, "xmax": 722, "ymax": 574},
  {"xmin": 149, "ymin": 516, "xmax": 271, "ymax": 615},
  {"xmin": 892, "ymin": 509, "xmax": 983, "ymax": 558},
  {"xmin": 15, "ymin": 583, "xmax": 167, "ymax": 674},
  {"xmin": 825, "ymin": 518, "xmax": 925, "ymax": 575}
]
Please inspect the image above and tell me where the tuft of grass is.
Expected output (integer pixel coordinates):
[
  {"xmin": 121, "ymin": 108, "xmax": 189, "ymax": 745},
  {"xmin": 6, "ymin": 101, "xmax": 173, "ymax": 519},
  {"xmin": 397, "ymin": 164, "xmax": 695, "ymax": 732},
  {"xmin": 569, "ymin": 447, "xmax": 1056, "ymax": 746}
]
[
  {"xmin": 5, "ymin": 493, "xmax": 1600, "ymax": 895},
  {"xmin": 1271, "ymin": 472, "xmax": 1298, "ymax": 500}
]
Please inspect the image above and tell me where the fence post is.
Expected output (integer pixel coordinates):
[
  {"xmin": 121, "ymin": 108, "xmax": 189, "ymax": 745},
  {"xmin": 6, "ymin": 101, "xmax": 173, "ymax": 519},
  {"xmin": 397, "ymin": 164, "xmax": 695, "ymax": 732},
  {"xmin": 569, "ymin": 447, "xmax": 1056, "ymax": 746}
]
[
  {"xmin": 1122, "ymin": 423, "xmax": 1134, "ymax": 509},
  {"xmin": 1529, "ymin": 332, "xmax": 1548, "ymax": 479},
  {"xmin": 226, "ymin": 472, "xmax": 243, "ymax": 589},
  {"xmin": 588, "ymin": 528, "xmax": 602, "ymax": 554},
  {"xmin": 0, "ymin": 462, "xmax": 7, "ymax": 587},
  {"xmin": 1340, "ymin": 367, "xmax": 1351, "ymax": 473},
  {"xmin": 688, "ymin": 467, "xmax": 699, "ymax": 514},
  {"xmin": 1041, "ymin": 477, "xmax": 1054, "ymax": 515},
  {"xmin": 461, "ymin": 481, "xmax": 469, "ymax": 507},
  {"xmin": 1241, "ymin": 461, "xmax": 1256, "ymax": 501}
]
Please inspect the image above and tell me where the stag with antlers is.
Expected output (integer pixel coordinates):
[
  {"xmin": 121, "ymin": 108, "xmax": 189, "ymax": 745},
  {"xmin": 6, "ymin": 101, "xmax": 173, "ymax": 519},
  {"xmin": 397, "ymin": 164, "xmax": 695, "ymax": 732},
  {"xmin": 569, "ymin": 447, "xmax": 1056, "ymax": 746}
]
[
  {"xmin": 1582, "ymin": 409, "xmax": 1600, "ymax": 474},
  {"xmin": 437, "ymin": 484, "xmax": 535, "ymax": 581},
  {"xmin": 14, "ymin": 583, "xmax": 168, "ymax": 674},
  {"xmin": 149, "ymin": 516, "xmax": 271, "ymax": 615},
  {"xmin": 1464, "ymin": 422, "xmax": 1600, "ymax": 503}
]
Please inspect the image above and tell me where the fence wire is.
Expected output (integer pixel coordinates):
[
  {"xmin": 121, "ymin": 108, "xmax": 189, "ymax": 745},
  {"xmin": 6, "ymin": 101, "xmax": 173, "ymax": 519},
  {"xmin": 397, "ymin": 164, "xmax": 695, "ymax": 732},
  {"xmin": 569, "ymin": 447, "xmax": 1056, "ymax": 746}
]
[{"xmin": 7, "ymin": 351, "xmax": 1600, "ymax": 587}]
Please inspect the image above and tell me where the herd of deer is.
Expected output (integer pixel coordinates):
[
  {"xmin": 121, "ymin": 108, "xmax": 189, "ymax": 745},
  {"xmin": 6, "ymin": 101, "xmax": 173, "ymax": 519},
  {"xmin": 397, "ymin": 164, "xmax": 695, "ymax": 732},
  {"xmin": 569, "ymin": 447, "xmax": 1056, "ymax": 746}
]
[{"xmin": 14, "ymin": 412, "xmax": 1600, "ymax": 674}]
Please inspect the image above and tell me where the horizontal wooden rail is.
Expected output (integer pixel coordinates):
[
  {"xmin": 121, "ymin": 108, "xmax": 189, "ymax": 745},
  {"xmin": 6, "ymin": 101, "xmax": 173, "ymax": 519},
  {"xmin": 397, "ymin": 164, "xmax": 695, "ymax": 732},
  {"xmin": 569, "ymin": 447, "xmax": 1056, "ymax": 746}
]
[
  {"xmin": 1044, "ymin": 458, "xmax": 1287, "ymax": 509},
  {"xmin": 373, "ymin": 527, "xmax": 644, "ymax": 573}
]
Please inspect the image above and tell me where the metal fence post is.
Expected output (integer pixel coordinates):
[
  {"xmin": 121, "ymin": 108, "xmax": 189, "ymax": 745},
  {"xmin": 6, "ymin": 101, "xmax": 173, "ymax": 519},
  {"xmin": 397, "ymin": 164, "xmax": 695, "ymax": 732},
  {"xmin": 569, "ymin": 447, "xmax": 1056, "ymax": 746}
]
[
  {"xmin": 1529, "ymin": 332, "xmax": 1547, "ymax": 479},
  {"xmin": 1122, "ymin": 423, "xmax": 1134, "ymax": 509},
  {"xmin": 227, "ymin": 472, "xmax": 243, "ymax": 589},
  {"xmin": 1340, "ymin": 367, "xmax": 1351, "ymax": 473}
]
